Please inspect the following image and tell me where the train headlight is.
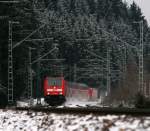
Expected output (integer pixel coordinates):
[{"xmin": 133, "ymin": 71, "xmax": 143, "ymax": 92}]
[
  {"xmin": 47, "ymin": 89, "xmax": 54, "ymax": 91},
  {"xmin": 57, "ymin": 89, "xmax": 62, "ymax": 91}
]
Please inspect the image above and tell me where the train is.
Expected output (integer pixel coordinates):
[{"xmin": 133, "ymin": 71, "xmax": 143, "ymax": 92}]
[
  {"xmin": 43, "ymin": 76, "xmax": 66, "ymax": 105},
  {"xmin": 43, "ymin": 76, "xmax": 97, "ymax": 105}
]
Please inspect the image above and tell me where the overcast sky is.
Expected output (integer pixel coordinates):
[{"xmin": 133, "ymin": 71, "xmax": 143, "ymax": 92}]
[{"xmin": 123, "ymin": 0, "xmax": 150, "ymax": 25}]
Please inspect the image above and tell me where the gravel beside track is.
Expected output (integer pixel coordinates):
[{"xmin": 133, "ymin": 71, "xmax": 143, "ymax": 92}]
[{"xmin": 1, "ymin": 109, "xmax": 150, "ymax": 131}]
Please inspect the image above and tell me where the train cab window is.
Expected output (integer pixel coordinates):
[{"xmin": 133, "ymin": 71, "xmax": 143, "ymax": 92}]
[{"xmin": 48, "ymin": 77, "xmax": 62, "ymax": 86}]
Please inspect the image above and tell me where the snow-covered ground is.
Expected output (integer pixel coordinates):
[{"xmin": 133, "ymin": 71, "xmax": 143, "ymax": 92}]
[
  {"xmin": 17, "ymin": 97, "xmax": 101, "ymax": 108},
  {"xmin": 63, "ymin": 98, "xmax": 100, "ymax": 108},
  {"xmin": 0, "ymin": 109, "xmax": 150, "ymax": 131}
]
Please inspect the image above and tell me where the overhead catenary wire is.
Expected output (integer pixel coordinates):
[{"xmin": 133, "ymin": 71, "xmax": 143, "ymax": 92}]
[
  {"xmin": 13, "ymin": 23, "xmax": 46, "ymax": 49},
  {"xmin": 31, "ymin": 47, "xmax": 58, "ymax": 65}
]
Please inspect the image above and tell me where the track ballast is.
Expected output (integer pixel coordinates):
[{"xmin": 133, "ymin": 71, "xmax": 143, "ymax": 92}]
[{"xmin": 15, "ymin": 106, "xmax": 150, "ymax": 116}]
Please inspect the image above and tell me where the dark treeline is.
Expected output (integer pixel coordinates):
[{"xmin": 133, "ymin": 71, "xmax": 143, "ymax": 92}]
[{"xmin": 0, "ymin": 0, "xmax": 150, "ymax": 100}]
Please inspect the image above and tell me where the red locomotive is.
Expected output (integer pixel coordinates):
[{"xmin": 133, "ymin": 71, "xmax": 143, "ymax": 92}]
[{"xmin": 43, "ymin": 76, "xmax": 66, "ymax": 105}]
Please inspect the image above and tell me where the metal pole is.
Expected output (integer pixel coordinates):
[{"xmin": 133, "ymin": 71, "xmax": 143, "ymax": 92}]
[
  {"xmin": 106, "ymin": 47, "xmax": 111, "ymax": 95},
  {"xmin": 29, "ymin": 48, "xmax": 31, "ymax": 99},
  {"xmin": 123, "ymin": 46, "xmax": 127, "ymax": 78},
  {"xmin": 74, "ymin": 64, "xmax": 77, "ymax": 82},
  {"xmin": 37, "ymin": 44, "xmax": 41, "ymax": 104},
  {"xmin": 28, "ymin": 47, "xmax": 36, "ymax": 105},
  {"xmin": 8, "ymin": 21, "xmax": 19, "ymax": 105},
  {"xmin": 28, "ymin": 47, "xmax": 33, "ymax": 99},
  {"xmin": 8, "ymin": 21, "xmax": 13, "ymax": 104},
  {"xmin": 122, "ymin": 46, "xmax": 127, "ymax": 88},
  {"xmin": 139, "ymin": 21, "xmax": 144, "ymax": 93},
  {"xmin": 99, "ymin": 63, "xmax": 103, "ymax": 98}
]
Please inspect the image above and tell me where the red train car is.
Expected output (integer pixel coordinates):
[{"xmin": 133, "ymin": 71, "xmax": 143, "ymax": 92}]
[{"xmin": 43, "ymin": 76, "xmax": 66, "ymax": 105}]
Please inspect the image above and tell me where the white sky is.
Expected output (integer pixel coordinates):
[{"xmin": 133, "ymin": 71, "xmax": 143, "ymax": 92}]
[{"xmin": 123, "ymin": 0, "xmax": 150, "ymax": 25}]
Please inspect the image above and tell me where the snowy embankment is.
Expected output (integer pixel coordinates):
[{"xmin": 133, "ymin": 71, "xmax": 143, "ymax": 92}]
[
  {"xmin": 16, "ymin": 97, "xmax": 101, "ymax": 108},
  {"xmin": 0, "ymin": 110, "xmax": 150, "ymax": 131}
]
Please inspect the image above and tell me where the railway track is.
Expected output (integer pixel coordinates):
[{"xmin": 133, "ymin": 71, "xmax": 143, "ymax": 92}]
[{"xmin": 15, "ymin": 106, "xmax": 150, "ymax": 116}]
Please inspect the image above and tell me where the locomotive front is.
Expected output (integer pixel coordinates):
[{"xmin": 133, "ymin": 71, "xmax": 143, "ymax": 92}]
[{"xmin": 43, "ymin": 77, "xmax": 66, "ymax": 105}]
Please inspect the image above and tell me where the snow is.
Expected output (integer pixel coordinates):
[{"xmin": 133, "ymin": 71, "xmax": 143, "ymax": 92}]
[
  {"xmin": 17, "ymin": 97, "xmax": 100, "ymax": 108},
  {"xmin": 0, "ymin": 110, "xmax": 150, "ymax": 131},
  {"xmin": 63, "ymin": 97, "xmax": 99, "ymax": 108}
]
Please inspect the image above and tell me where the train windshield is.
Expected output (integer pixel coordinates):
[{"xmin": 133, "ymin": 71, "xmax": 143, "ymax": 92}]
[{"xmin": 47, "ymin": 77, "xmax": 62, "ymax": 86}]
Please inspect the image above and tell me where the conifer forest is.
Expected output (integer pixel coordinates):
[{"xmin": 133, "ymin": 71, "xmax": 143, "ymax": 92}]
[{"xmin": 0, "ymin": 0, "xmax": 150, "ymax": 107}]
